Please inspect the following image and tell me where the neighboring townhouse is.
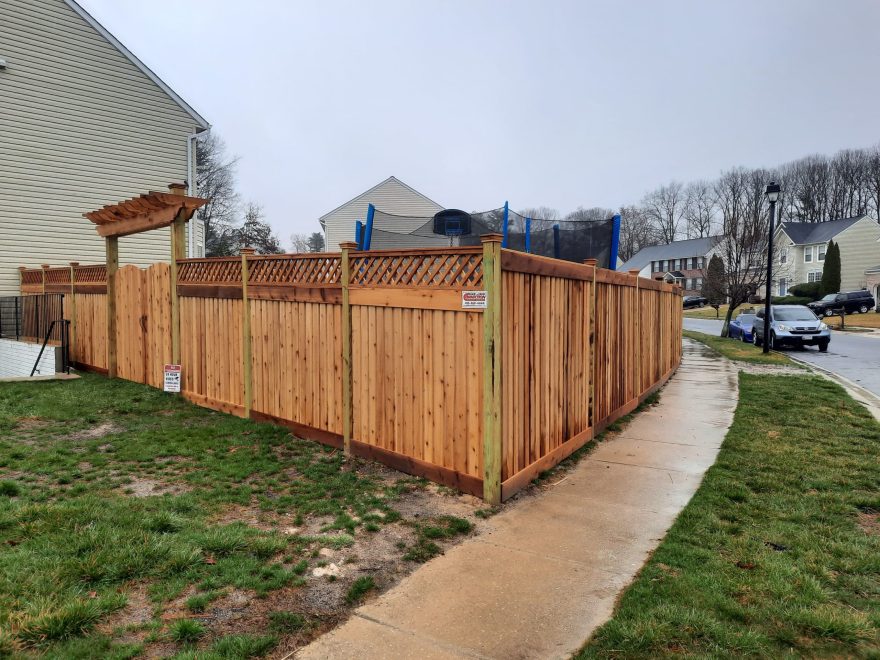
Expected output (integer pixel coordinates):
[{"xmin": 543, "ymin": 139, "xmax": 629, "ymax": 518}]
[
  {"xmin": 866, "ymin": 265, "xmax": 880, "ymax": 304},
  {"xmin": 618, "ymin": 236, "xmax": 719, "ymax": 295},
  {"xmin": 773, "ymin": 216, "xmax": 880, "ymax": 296},
  {"xmin": 0, "ymin": 0, "xmax": 209, "ymax": 296},
  {"xmin": 319, "ymin": 176, "xmax": 444, "ymax": 251}
]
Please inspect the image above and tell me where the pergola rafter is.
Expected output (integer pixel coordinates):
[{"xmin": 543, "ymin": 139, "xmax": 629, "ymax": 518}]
[{"xmin": 83, "ymin": 187, "xmax": 207, "ymax": 237}]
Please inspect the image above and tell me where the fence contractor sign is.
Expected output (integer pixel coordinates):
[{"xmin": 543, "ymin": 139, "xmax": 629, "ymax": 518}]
[
  {"xmin": 462, "ymin": 290, "xmax": 488, "ymax": 309},
  {"xmin": 163, "ymin": 364, "xmax": 181, "ymax": 392}
]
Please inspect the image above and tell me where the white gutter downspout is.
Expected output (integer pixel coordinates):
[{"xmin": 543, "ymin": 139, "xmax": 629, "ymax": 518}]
[{"xmin": 187, "ymin": 131, "xmax": 199, "ymax": 257}]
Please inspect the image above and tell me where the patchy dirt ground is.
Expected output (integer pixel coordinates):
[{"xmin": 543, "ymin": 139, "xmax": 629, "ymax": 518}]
[{"xmin": 132, "ymin": 466, "xmax": 494, "ymax": 659}]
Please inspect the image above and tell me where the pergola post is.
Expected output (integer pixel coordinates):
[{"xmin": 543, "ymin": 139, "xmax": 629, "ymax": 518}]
[
  {"xmin": 169, "ymin": 183, "xmax": 187, "ymax": 366},
  {"xmin": 106, "ymin": 237, "xmax": 119, "ymax": 379}
]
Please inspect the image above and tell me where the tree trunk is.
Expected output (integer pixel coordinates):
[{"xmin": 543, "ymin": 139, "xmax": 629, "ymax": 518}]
[{"xmin": 721, "ymin": 304, "xmax": 737, "ymax": 337}]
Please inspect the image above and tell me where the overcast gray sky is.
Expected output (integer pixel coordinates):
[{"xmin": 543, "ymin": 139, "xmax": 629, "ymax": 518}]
[{"xmin": 80, "ymin": 0, "xmax": 880, "ymax": 244}]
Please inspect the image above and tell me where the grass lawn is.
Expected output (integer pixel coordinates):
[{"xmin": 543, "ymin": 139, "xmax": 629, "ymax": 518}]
[
  {"xmin": 579, "ymin": 370, "xmax": 880, "ymax": 658},
  {"xmin": 0, "ymin": 374, "xmax": 474, "ymax": 658},
  {"xmin": 683, "ymin": 304, "xmax": 731, "ymax": 320},
  {"xmin": 822, "ymin": 312, "xmax": 880, "ymax": 330},
  {"xmin": 682, "ymin": 329, "xmax": 794, "ymax": 366}
]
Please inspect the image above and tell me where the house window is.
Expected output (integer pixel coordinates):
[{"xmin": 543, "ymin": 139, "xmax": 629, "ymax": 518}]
[
  {"xmin": 662, "ymin": 260, "xmax": 668, "ymax": 271},
  {"xmin": 804, "ymin": 246, "xmax": 813, "ymax": 263},
  {"xmin": 696, "ymin": 277, "xmax": 703, "ymax": 289},
  {"xmin": 808, "ymin": 271, "xmax": 822, "ymax": 283},
  {"xmin": 780, "ymin": 248, "xmax": 787, "ymax": 264},
  {"xmin": 778, "ymin": 278, "xmax": 788, "ymax": 296},
  {"xmin": 818, "ymin": 244, "xmax": 826, "ymax": 261},
  {"xmin": 685, "ymin": 278, "xmax": 692, "ymax": 290}
]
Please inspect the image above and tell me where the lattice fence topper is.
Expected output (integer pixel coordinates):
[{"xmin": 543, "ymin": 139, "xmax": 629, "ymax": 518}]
[
  {"xmin": 247, "ymin": 255, "xmax": 342, "ymax": 285},
  {"xmin": 20, "ymin": 270, "xmax": 43, "ymax": 286},
  {"xmin": 45, "ymin": 268, "xmax": 72, "ymax": 285},
  {"xmin": 348, "ymin": 252, "xmax": 483, "ymax": 288},
  {"xmin": 75, "ymin": 265, "xmax": 108, "ymax": 283},
  {"xmin": 177, "ymin": 258, "xmax": 242, "ymax": 284}
]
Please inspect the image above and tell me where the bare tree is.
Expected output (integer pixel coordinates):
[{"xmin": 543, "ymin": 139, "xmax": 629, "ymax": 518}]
[
  {"xmin": 564, "ymin": 206, "xmax": 614, "ymax": 222},
  {"xmin": 683, "ymin": 181, "xmax": 716, "ymax": 238},
  {"xmin": 713, "ymin": 168, "xmax": 772, "ymax": 336},
  {"xmin": 518, "ymin": 206, "xmax": 561, "ymax": 221},
  {"xmin": 289, "ymin": 233, "xmax": 310, "ymax": 253},
  {"xmin": 867, "ymin": 145, "xmax": 880, "ymax": 223},
  {"xmin": 195, "ymin": 133, "xmax": 241, "ymax": 256},
  {"xmin": 642, "ymin": 181, "xmax": 685, "ymax": 243},
  {"xmin": 617, "ymin": 204, "xmax": 658, "ymax": 262}
]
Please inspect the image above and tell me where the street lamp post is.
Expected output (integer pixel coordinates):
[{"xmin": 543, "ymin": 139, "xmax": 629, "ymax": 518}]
[{"xmin": 762, "ymin": 181, "xmax": 781, "ymax": 354}]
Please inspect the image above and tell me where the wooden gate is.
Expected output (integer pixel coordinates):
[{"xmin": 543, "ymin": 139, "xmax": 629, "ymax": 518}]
[{"xmin": 115, "ymin": 264, "xmax": 172, "ymax": 388}]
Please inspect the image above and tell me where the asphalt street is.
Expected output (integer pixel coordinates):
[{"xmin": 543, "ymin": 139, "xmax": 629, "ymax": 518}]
[{"xmin": 683, "ymin": 317, "xmax": 880, "ymax": 399}]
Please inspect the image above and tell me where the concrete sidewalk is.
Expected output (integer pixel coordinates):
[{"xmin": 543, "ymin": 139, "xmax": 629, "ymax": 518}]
[{"xmin": 298, "ymin": 340, "xmax": 737, "ymax": 659}]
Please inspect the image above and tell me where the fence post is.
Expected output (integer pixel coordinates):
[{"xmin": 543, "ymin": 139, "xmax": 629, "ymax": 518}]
[
  {"xmin": 69, "ymin": 263, "xmax": 78, "ymax": 364},
  {"xmin": 106, "ymin": 237, "xmax": 118, "ymax": 378},
  {"xmin": 482, "ymin": 234, "xmax": 503, "ymax": 504},
  {"xmin": 41, "ymin": 264, "xmax": 49, "ymax": 294},
  {"xmin": 629, "ymin": 269, "xmax": 641, "ymax": 397},
  {"xmin": 340, "ymin": 241, "xmax": 358, "ymax": 456},
  {"xmin": 240, "ymin": 248, "xmax": 255, "ymax": 417},
  {"xmin": 169, "ymin": 183, "xmax": 187, "ymax": 366},
  {"xmin": 585, "ymin": 259, "xmax": 598, "ymax": 429}
]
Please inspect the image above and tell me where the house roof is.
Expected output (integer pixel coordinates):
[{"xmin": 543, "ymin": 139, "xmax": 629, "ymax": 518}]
[
  {"xmin": 618, "ymin": 236, "xmax": 719, "ymax": 272},
  {"xmin": 65, "ymin": 0, "xmax": 209, "ymax": 130},
  {"xmin": 778, "ymin": 216, "xmax": 866, "ymax": 245},
  {"xmin": 318, "ymin": 176, "xmax": 444, "ymax": 227},
  {"xmin": 666, "ymin": 271, "xmax": 685, "ymax": 279}
]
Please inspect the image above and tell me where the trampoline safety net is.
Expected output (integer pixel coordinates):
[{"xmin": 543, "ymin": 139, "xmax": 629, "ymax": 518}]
[{"xmin": 363, "ymin": 207, "xmax": 616, "ymax": 268}]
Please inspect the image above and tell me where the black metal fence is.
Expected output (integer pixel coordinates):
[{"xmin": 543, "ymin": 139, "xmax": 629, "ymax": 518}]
[
  {"xmin": 0, "ymin": 294, "xmax": 71, "ymax": 374},
  {"xmin": 0, "ymin": 294, "xmax": 65, "ymax": 342}
]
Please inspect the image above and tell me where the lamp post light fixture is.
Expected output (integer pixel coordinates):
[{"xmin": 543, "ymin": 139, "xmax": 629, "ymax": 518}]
[{"xmin": 762, "ymin": 181, "xmax": 781, "ymax": 354}]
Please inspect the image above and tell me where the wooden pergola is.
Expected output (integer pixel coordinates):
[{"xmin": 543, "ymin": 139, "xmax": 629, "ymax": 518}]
[{"xmin": 83, "ymin": 183, "xmax": 207, "ymax": 378}]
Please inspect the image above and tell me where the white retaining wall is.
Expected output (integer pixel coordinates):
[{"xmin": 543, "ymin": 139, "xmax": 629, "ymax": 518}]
[{"xmin": 0, "ymin": 338, "xmax": 60, "ymax": 377}]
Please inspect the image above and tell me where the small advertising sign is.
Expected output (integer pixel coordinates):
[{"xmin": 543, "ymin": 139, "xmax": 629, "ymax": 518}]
[
  {"xmin": 163, "ymin": 364, "xmax": 181, "ymax": 393},
  {"xmin": 461, "ymin": 290, "xmax": 488, "ymax": 309}
]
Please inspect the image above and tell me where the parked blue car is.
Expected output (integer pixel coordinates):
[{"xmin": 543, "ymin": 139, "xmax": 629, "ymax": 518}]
[{"xmin": 728, "ymin": 313, "xmax": 757, "ymax": 343}]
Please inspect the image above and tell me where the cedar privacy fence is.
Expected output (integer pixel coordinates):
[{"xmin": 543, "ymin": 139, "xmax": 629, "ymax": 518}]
[{"xmin": 20, "ymin": 237, "xmax": 682, "ymax": 503}]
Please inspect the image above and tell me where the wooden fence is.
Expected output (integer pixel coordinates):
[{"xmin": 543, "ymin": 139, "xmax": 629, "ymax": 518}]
[{"xmin": 21, "ymin": 239, "xmax": 682, "ymax": 502}]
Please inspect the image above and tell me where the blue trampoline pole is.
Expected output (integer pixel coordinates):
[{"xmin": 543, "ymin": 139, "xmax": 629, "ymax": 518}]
[
  {"xmin": 363, "ymin": 204, "xmax": 375, "ymax": 251},
  {"xmin": 525, "ymin": 217, "xmax": 532, "ymax": 253},
  {"xmin": 501, "ymin": 201, "xmax": 509, "ymax": 248},
  {"xmin": 609, "ymin": 214, "xmax": 621, "ymax": 270},
  {"xmin": 355, "ymin": 220, "xmax": 363, "ymax": 249}
]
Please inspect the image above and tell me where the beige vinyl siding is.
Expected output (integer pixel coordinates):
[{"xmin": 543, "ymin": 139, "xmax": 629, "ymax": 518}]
[
  {"xmin": 0, "ymin": 0, "xmax": 203, "ymax": 295},
  {"xmin": 321, "ymin": 177, "xmax": 444, "ymax": 251},
  {"xmin": 834, "ymin": 218, "xmax": 880, "ymax": 291}
]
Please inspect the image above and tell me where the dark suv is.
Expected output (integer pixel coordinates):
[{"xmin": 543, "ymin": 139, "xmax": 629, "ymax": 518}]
[{"xmin": 807, "ymin": 290, "xmax": 876, "ymax": 317}]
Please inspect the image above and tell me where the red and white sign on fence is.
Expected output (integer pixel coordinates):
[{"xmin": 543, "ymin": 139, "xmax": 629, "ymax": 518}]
[
  {"xmin": 461, "ymin": 290, "xmax": 488, "ymax": 309},
  {"xmin": 163, "ymin": 364, "xmax": 181, "ymax": 393}
]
